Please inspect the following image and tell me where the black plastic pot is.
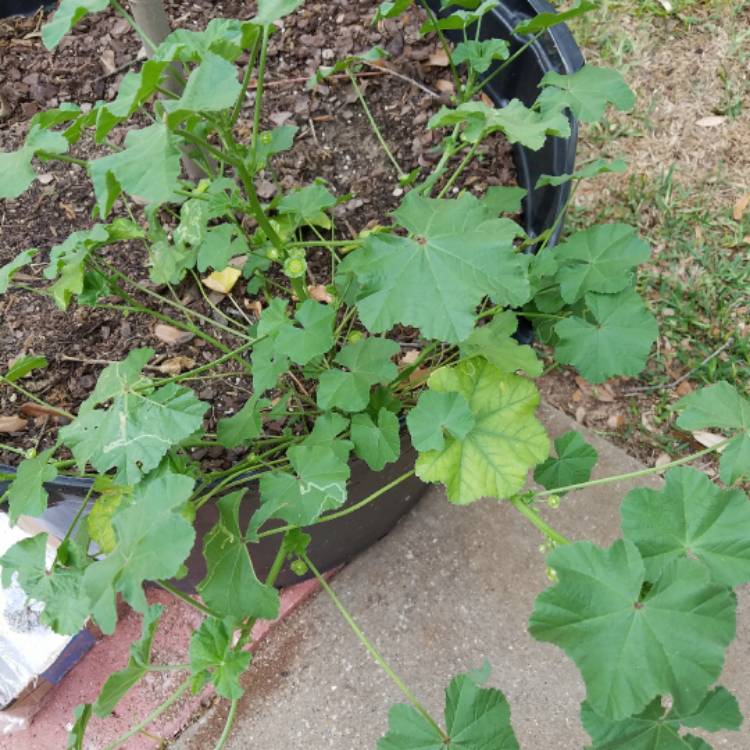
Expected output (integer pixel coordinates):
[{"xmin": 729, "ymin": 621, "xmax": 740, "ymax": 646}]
[
  {"xmin": 0, "ymin": 0, "xmax": 51, "ymax": 17},
  {"xmin": 0, "ymin": 0, "xmax": 583, "ymax": 588}
]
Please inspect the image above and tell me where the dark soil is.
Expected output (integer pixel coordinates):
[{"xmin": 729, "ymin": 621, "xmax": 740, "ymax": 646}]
[{"xmin": 0, "ymin": 0, "xmax": 517, "ymax": 468}]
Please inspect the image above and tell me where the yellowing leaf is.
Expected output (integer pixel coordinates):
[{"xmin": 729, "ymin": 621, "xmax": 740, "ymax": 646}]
[{"xmin": 203, "ymin": 267, "xmax": 241, "ymax": 294}]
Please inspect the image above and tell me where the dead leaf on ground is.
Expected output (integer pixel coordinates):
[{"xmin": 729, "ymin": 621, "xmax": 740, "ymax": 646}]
[
  {"xmin": 733, "ymin": 193, "xmax": 750, "ymax": 222},
  {"xmin": 400, "ymin": 349, "xmax": 420, "ymax": 366},
  {"xmin": 691, "ymin": 430, "xmax": 727, "ymax": 451},
  {"xmin": 695, "ymin": 115, "xmax": 726, "ymax": 128},
  {"xmin": 0, "ymin": 415, "xmax": 27, "ymax": 433},
  {"xmin": 593, "ymin": 383, "xmax": 616, "ymax": 403},
  {"xmin": 245, "ymin": 299, "xmax": 263, "ymax": 318},
  {"xmin": 427, "ymin": 50, "xmax": 449, "ymax": 66},
  {"xmin": 607, "ymin": 413, "xmax": 627, "ymax": 430},
  {"xmin": 19, "ymin": 402, "xmax": 67, "ymax": 419},
  {"xmin": 307, "ymin": 284, "xmax": 333, "ymax": 303},
  {"xmin": 575, "ymin": 406, "xmax": 587, "ymax": 424},
  {"xmin": 158, "ymin": 356, "xmax": 196, "ymax": 375},
  {"xmin": 408, "ymin": 367, "xmax": 430, "ymax": 385},
  {"xmin": 675, "ymin": 380, "xmax": 694, "ymax": 396},
  {"xmin": 100, "ymin": 49, "xmax": 116, "ymax": 75},
  {"xmin": 203, "ymin": 268, "xmax": 241, "ymax": 294},
  {"xmin": 435, "ymin": 79, "xmax": 455, "ymax": 95},
  {"xmin": 154, "ymin": 324, "xmax": 194, "ymax": 346},
  {"xmin": 654, "ymin": 452, "xmax": 673, "ymax": 468}
]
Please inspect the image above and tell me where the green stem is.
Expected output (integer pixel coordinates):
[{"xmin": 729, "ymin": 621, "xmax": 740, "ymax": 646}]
[
  {"xmin": 347, "ymin": 69, "xmax": 404, "ymax": 178},
  {"xmin": 304, "ymin": 554, "xmax": 449, "ymax": 743},
  {"xmin": 151, "ymin": 340, "xmax": 257, "ymax": 387},
  {"xmin": 436, "ymin": 141, "xmax": 480, "ymax": 199},
  {"xmin": 290, "ymin": 275, "xmax": 308, "ymax": 300},
  {"xmin": 38, "ymin": 151, "xmax": 88, "ymax": 167},
  {"xmin": 214, "ymin": 699, "xmax": 239, "ymax": 750},
  {"xmin": 0, "ymin": 376, "xmax": 74, "ymax": 420},
  {"xmin": 157, "ymin": 580, "xmax": 221, "ymax": 618},
  {"xmin": 0, "ymin": 443, "xmax": 26, "ymax": 457},
  {"xmin": 256, "ymin": 470, "xmax": 416, "ymax": 539},
  {"xmin": 419, "ymin": 124, "xmax": 462, "ymax": 197},
  {"xmin": 534, "ymin": 438, "xmax": 733, "ymax": 499},
  {"xmin": 510, "ymin": 495, "xmax": 570, "ymax": 546},
  {"xmin": 146, "ymin": 663, "xmax": 190, "ymax": 672},
  {"xmin": 100, "ymin": 677, "xmax": 191, "ymax": 750},
  {"xmin": 417, "ymin": 0, "xmax": 462, "ymax": 97},
  {"xmin": 250, "ymin": 25, "xmax": 271, "ymax": 163},
  {"xmin": 55, "ymin": 481, "xmax": 96, "ymax": 561},
  {"xmin": 231, "ymin": 33, "xmax": 262, "ymax": 126}
]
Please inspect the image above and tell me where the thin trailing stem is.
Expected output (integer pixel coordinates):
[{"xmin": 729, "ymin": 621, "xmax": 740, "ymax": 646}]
[
  {"xmin": 533, "ymin": 439, "xmax": 733, "ymax": 499},
  {"xmin": 346, "ymin": 69, "xmax": 405, "ymax": 178},
  {"xmin": 100, "ymin": 677, "xmax": 191, "ymax": 750},
  {"xmin": 436, "ymin": 140, "xmax": 481, "ymax": 199},
  {"xmin": 417, "ymin": 0, "xmax": 462, "ymax": 97},
  {"xmin": 0, "ymin": 376, "xmax": 74, "ymax": 420},
  {"xmin": 510, "ymin": 495, "xmax": 571, "ymax": 546},
  {"xmin": 250, "ymin": 25, "xmax": 271, "ymax": 163},
  {"xmin": 231, "ymin": 32, "xmax": 262, "ymax": 126},
  {"xmin": 109, "ymin": 0, "xmax": 159, "ymax": 54},
  {"xmin": 157, "ymin": 580, "xmax": 221, "ymax": 618},
  {"xmin": 214, "ymin": 699, "xmax": 239, "ymax": 750},
  {"xmin": 303, "ymin": 554, "xmax": 449, "ymax": 743}
]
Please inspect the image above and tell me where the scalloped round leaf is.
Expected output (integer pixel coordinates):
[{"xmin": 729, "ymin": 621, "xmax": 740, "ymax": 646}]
[
  {"xmin": 415, "ymin": 359, "xmax": 549, "ymax": 504},
  {"xmin": 620, "ymin": 467, "xmax": 750, "ymax": 587},
  {"xmin": 7, "ymin": 449, "xmax": 57, "ymax": 524},
  {"xmin": 581, "ymin": 687, "xmax": 742, "ymax": 749},
  {"xmin": 452, "ymin": 39, "xmax": 510, "ymax": 73},
  {"xmin": 42, "ymin": 0, "xmax": 110, "ymax": 50},
  {"xmin": 255, "ymin": 0, "xmax": 305, "ymax": 24},
  {"xmin": 351, "ymin": 408, "xmax": 400, "ymax": 471},
  {"xmin": 0, "ymin": 125, "xmax": 69, "ymax": 199},
  {"xmin": 189, "ymin": 617, "xmax": 251, "ymax": 700},
  {"xmin": 538, "ymin": 65, "xmax": 635, "ymax": 123},
  {"xmin": 554, "ymin": 289, "xmax": 658, "ymax": 383},
  {"xmin": 406, "ymin": 390, "xmax": 475, "ymax": 452},
  {"xmin": 529, "ymin": 540, "xmax": 736, "ymax": 720},
  {"xmin": 553, "ymin": 223, "xmax": 651, "ymax": 303},
  {"xmin": 533, "ymin": 430, "xmax": 598, "ymax": 493}
]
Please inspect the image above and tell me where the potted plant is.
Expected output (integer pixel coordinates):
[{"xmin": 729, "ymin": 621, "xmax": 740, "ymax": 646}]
[{"xmin": 1, "ymin": 0, "xmax": 748, "ymax": 747}]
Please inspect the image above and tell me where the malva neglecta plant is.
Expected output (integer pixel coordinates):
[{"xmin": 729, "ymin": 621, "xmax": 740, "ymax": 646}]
[{"xmin": 0, "ymin": 0, "xmax": 748, "ymax": 747}]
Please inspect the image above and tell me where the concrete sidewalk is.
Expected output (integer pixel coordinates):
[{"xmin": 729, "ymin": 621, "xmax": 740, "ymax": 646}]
[{"xmin": 174, "ymin": 404, "xmax": 750, "ymax": 749}]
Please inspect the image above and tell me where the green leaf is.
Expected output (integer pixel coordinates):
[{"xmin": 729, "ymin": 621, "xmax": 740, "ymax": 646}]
[
  {"xmin": 86, "ymin": 482, "xmax": 130, "ymax": 555},
  {"xmin": 94, "ymin": 604, "xmax": 163, "ymax": 716},
  {"xmin": 89, "ymin": 123, "xmax": 181, "ymax": 215},
  {"xmin": 538, "ymin": 66, "xmax": 635, "ymax": 123},
  {"xmin": 340, "ymin": 192, "xmax": 528, "ymax": 343},
  {"xmin": 253, "ymin": 125, "xmax": 299, "ymax": 169},
  {"xmin": 554, "ymin": 289, "xmax": 658, "ymax": 383},
  {"xmin": 460, "ymin": 312, "xmax": 542, "ymax": 377},
  {"xmin": 378, "ymin": 664, "xmax": 519, "ymax": 749},
  {"xmin": 452, "ymin": 39, "xmax": 510, "ymax": 73},
  {"xmin": 675, "ymin": 382, "xmax": 750, "ymax": 485},
  {"xmin": 275, "ymin": 300, "xmax": 336, "ymax": 365},
  {"xmin": 255, "ymin": 0, "xmax": 304, "ymax": 25},
  {"xmin": 164, "ymin": 53, "xmax": 243, "ymax": 125},
  {"xmin": 374, "ymin": 0, "xmax": 413, "ymax": 22},
  {"xmin": 83, "ymin": 472, "xmax": 195, "ymax": 634},
  {"xmin": 197, "ymin": 223, "xmax": 249, "ymax": 271},
  {"xmin": 42, "ymin": 0, "xmax": 109, "ymax": 49},
  {"xmin": 0, "ymin": 250, "xmax": 38, "ymax": 294},
  {"xmin": 251, "ymin": 337, "xmax": 290, "ymax": 394},
  {"xmin": 620, "ymin": 467, "xmax": 750, "ymax": 587},
  {"xmin": 217, "ymin": 395, "xmax": 268, "ymax": 449},
  {"xmin": 175, "ymin": 198, "xmax": 209, "ymax": 246},
  {"xmin": 535, "ymin": 158, "xmax": 627, "ymax": 188},
  {"xmin": 415, "ymin": 358, "xmax": 549, "ymax": 504},
  {"xmin": 6, "ymin": 449, "xmax": 57, "ymax": 524},
  {"xmin": 529, "ymin": 540, "xmax": 737, "ymax": 720},
  {"xmin": 429, "ymin": 99, "xmax": 571, "ymax": 150},
  {"xmin": 4, "ymin": 353, "xmax": 47, "ymax": 382},
  {"xmin": 156, "ymin": 18, "xmax": 260, "ymax": 63},
  {"xmin": 351, "ymin": 408, "xmax": 400, "ymax": 471},
  {"xmin": 197, "ymin": 491, "xmax": 280, "ymax": 621},
  {"xmin": 66, "ymin": 704, "xmax": 92, "ymax": 750},
  {"xmin": 513, "ymin": 1, "xmax": 596, "ymax": 34},
  {"xmin": 317, "ymin": 337, "xmax": 400, "ymax": 412},
  {"xmin": 419, "ymin": 0, "xmax": 498, "ymax": 33},
  {"xmin": 278, "ymin": 184, "xmax": 337, "ymax": 227},
  {"xmin": 94, "ymin": 60, "xmax": 169, "ymax": 142},
  {"xmin": 407, "ymin": 391, "xmax": 475, "ymax": 452},
  {"xmin": 553, "ymin": 224, "xmax": 651, "ymax": 304},
  {"xmin": 189, "ymin": 617, "xmax": 251, "ymax": 699},
  {"xmin": 61, "ymin": 352, "xmax": 207, "ymax": 485},
  {"xmin": 581, "ymin": 687, "xmax": 742, "ymax": 749},
  {"xmin": 0, "ymin": 533, "xmax": 90, "ymax": 634},
  {"xmin": 480, "ymin": 185, "xmax": 527, "ymax": 215},
  {"xmin": 0, "ymin": 125, "xmax": 69, "ymax": 199},
  {"xmin": 533, "ymin": 430, "xmax": 597, "ymax": 493}
]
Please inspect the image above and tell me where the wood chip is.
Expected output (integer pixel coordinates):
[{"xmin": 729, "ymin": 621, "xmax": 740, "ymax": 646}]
[
  {"xmin": 675, "ymin": 380, "xmax": 694, "ymax": 396},
  {"xmin": 0, "ymin": 416, "xmax": 27, "ymax": 433},
  {"xmin": 695, "ymin": 115, "xmax": 726, "ymax": 128},
  {"xmin": 154, "ymin": 324, "xmax": 194, "ymax": 346},
  {"xmin": 158, "ymin": 356, "xmax": 196, "ymax": 375},
  {"xmin": 654, "ymin": 452, "xmax": 672, "ymax": 468},
  {"xmin": 691, "ymin": 430, "xmax": 727, "ymax": 451},
  {"xmin": 607, "ymin": 413, "xmax": 626, "ymax": 430},
  {"xmin": 733, "ymin": 193, "xmax": 750, "ymax": 222},
  {"xmin": 400, "ymin": 349, "xmax": 420, "ymax": 366},
  {"xmin": 307, "ymin": 284, "xmax": 333, "ymax": 303},
  {"xmin": 427, "ymin": 50, "xmax": 450, "ymax": 67},
  {"xmin": 99, "ymin": 49, "xmax": 117, "ymax": 76},
  {"xmin": 435, "ymin": 79, "xmax": 455, "ymax": 94}
]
